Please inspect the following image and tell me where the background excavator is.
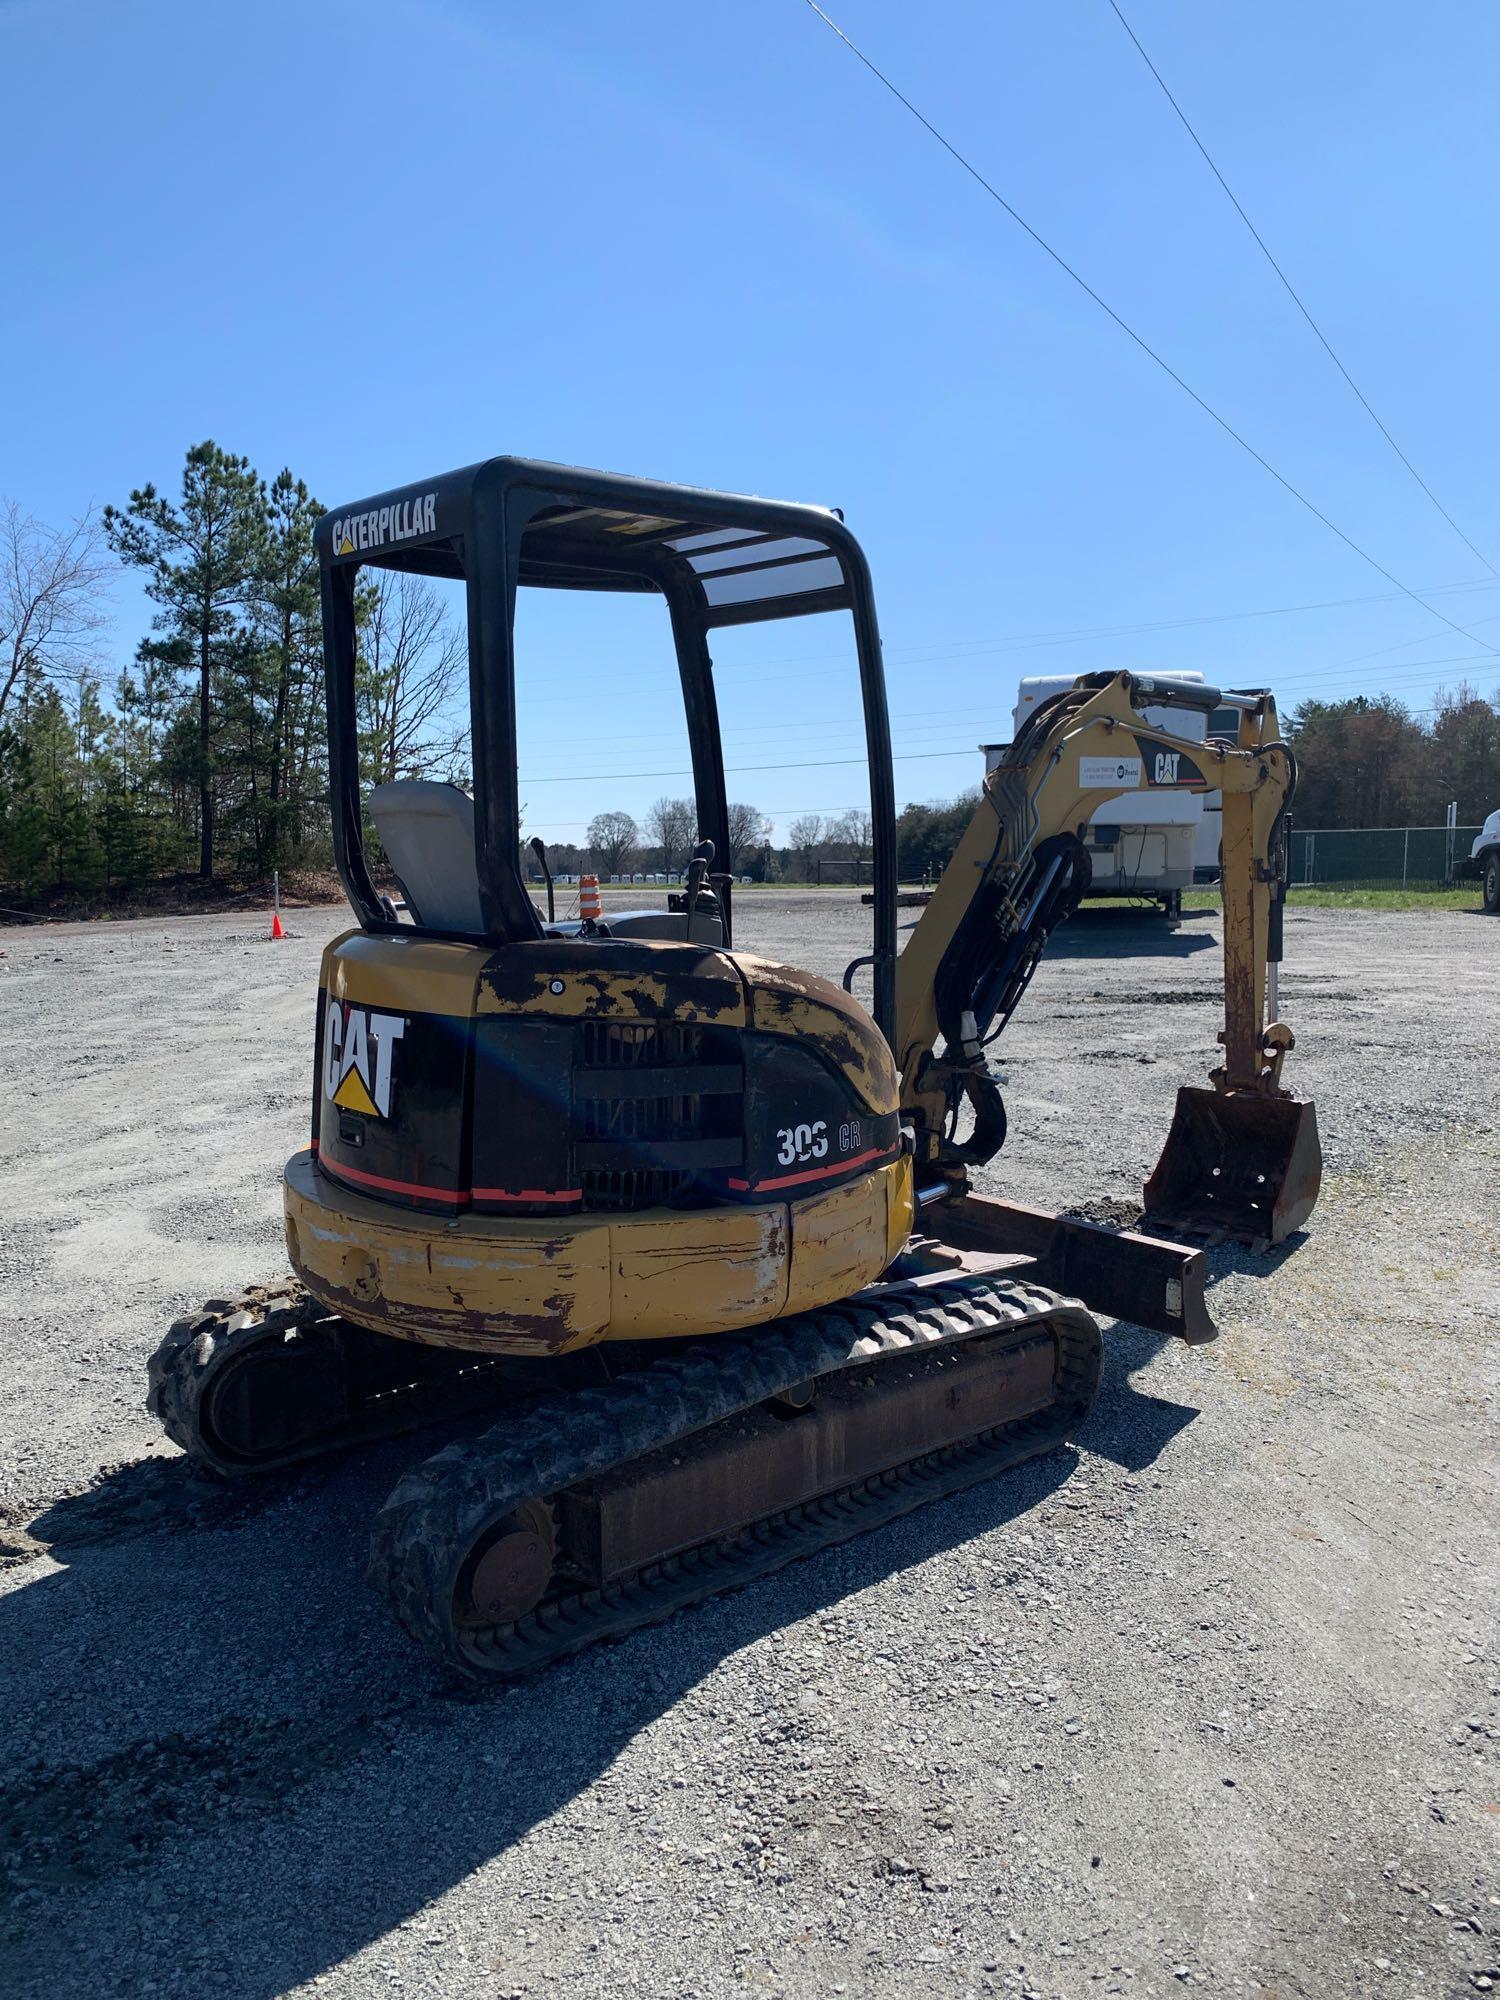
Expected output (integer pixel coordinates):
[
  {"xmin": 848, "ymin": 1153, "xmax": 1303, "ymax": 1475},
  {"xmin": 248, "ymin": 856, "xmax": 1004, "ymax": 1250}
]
[{"xmin": 148, "ymin": 457, "xmax": 1320, "ymax": 1680}]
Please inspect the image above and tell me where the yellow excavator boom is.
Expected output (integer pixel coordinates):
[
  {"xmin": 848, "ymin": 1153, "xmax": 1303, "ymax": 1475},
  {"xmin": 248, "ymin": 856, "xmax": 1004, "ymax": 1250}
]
[{"xmin": 893, "ymin": 670, "xmax": 1320, "ymax": 1245}]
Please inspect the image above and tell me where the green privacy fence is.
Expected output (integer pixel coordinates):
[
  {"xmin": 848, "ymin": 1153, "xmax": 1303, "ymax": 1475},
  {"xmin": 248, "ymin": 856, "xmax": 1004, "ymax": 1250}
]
[{"xmin": 1291, "ymin": 824, "xmax": 1482, "ymax": 891}]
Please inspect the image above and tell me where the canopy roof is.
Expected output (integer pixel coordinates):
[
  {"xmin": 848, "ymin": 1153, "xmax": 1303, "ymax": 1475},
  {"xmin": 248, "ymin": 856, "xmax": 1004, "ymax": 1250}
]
[{"xmin": 316, "ymin": 455, "xmax": 863, "ymax": 628}]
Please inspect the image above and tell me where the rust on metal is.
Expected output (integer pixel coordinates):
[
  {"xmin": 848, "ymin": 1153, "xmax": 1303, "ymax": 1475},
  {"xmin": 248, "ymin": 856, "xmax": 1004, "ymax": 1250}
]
[
  {"xmin": 455, "ymin": 1499, "xmax": 557, "ymax": 1628},
  {"xmin": 1143, "ymin": 1085, "xmax": 1322, "ymax": 1248},
  {"xmin": 930, "ymin": 1191, "xmax": 1217, "ymax": 1344}
]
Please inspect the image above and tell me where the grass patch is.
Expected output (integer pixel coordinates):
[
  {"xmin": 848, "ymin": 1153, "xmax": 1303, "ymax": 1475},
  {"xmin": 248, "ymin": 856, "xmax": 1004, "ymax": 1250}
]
[{"xmin": 1184, "ymin": 885, "xmax": 1484, "ymax": 913}]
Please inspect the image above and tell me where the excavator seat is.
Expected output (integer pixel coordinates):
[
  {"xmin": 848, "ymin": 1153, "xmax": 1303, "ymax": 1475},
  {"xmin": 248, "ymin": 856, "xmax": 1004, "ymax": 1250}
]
[
  {"xmin": 369, "ymin": 780, "xmax": 722, "ymax": 945},
  {"xmin": 370, "ymin": 781, "xmax": 485, "ymax": 932}
]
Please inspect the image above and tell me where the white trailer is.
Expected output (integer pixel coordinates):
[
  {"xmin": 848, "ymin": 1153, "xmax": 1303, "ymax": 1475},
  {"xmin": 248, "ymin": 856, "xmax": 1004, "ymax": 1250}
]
[
  {"xmin": 1192, "ymin": 701, "xmax": 1268, "ymax": 885},
  {"xmin": 983, "ymin": 673, "xmax": 1209, "ymax": 917}
]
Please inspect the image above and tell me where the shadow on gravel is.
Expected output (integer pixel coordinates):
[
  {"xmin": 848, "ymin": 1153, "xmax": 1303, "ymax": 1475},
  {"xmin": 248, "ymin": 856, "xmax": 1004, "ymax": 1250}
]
[
  {"xmin": 1202, "ymin": 1229, "xmax": 1312, "ymax": 1289},
  {"xmin": 897, "ymin": 910, "xmax": 1218, "ymax": 956},
  {"xmin": 0, "ymin": 1404, "xmax": 1145, "ymax": 1996},
  {"xmin": 1084, "ymin": 1325, "xmax": 1200, "ymax": 1472},
  {"xmin": 1040, "ymin": 910, "xmax": 1218, "ymax": 960},
  {"xmin": 19, "ymin": 1457, "xmax": 279, "ymax": 1556}
]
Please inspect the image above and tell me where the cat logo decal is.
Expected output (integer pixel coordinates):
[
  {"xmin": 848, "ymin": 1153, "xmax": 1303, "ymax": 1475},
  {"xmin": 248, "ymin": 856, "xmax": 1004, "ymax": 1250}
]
[{"xmin": 323, "ymin": 1003, "xmax": 406, "ymax": 1119}]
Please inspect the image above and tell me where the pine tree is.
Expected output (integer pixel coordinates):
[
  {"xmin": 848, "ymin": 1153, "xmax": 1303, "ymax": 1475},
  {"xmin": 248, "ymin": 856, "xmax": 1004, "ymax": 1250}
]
[
  {"xmin": 252, "ymin": 469, "xmax": 324, "ymax": 865},
  {"xmin": 105, "ymin": 443, "xmax": 261, "ymax": 880}
]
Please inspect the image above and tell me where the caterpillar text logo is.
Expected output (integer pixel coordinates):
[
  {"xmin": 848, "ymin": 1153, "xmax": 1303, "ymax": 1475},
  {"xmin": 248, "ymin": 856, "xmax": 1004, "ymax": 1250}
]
[
  {"xmin": 329, "ymin": 491, "xmax": 437, "ymax": 558},
  {"xmin": 1134, "ymin": 735, "xmax": 1207, "ymax": 789},
  {"xmin": 324, "ymin": 1004, "xmax": 406, "ymax": 1119}
]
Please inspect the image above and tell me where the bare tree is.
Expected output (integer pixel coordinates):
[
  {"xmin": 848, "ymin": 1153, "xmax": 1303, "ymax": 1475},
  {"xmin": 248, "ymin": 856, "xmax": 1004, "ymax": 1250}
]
[
  {"xmin": 357, "ymin": 571, "xmax": 468, "ymax": 783},
  {"xmin": 587, "ymin": 809, "xmax": 638, "ymax": 877},
  {"xmin": 1, "ymin": 501, "xmax": 113, "ymax": 725},
  {"xmin": 646, "ymin": 794, "xmax": 696, "ymax": 875},
  {"xmin": 787, "ymin": 813, "xmax": 824, "ymax": 880},
  {"xmin": 833, "ymin": 807, "xmax": 874, "ymax": 867},
  {"xmin": 725, "ymin": 800, "xmax": 769, "ymax": 866}
]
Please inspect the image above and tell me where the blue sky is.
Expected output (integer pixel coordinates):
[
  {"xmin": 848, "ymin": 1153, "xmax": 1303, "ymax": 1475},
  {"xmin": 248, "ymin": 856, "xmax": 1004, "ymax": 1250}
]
[{"xmin": 5, "ymin": 0, "xmax": 1498, "ymax": 841}]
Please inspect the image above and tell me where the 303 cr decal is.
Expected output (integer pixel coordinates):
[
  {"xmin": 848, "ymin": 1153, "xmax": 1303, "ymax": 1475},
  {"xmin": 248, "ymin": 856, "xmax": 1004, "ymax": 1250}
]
[
  {"xmin": 775, "ymin": 1120, "xmax": 828, "ymax": 1166},
  {"xmin": 774, "ymin": 1117, "xmax": 867, "ymax": 1166}
]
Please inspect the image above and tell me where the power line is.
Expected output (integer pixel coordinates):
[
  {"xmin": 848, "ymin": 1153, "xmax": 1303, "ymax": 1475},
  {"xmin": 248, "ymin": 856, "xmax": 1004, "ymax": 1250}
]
[
  {"xmin": 525, "ymin": 669, "xmax": 1495, "ymax": 829},
  {"xmin": 519, "ymin": 745, "xmax": 988, "ymax": 786},
  {"xmin": 519, "ymin": 652, "xmax": 1498, "ymax": 791},
  {"xmin": 502, "ymin": 573, "xmax": 1500, "ymax": 705},
  {"xmin": 798, "ymin": 0, "xmax": 1500, "ymax": 658},
  {"xmin": 539, "ymin": 604, "xmax": 1500, "ymax": 754},
  {"xmin": 1104, "ymin": 0, "xmax": 1499, "ymax": 582}
]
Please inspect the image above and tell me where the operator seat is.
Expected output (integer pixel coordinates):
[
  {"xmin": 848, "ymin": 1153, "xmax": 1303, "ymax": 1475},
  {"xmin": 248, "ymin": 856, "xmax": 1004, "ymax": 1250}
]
[
  {"xmin": 369, "ymin": 781, "xmax": 485, "ymax": 932},
  {"xmin": 368, "ymin": 780, "xmax": 721, "ymax": 944}
]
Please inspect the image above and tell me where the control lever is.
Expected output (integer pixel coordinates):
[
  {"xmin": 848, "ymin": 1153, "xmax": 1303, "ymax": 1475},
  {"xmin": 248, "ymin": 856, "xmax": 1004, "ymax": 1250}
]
[
  {"xmin": 684, "ymin": 838, "xmax": 714, "ymax": 930},
  {"xmin": 529, "ymin": 836, "xmax": 555, "ymax": 923}
]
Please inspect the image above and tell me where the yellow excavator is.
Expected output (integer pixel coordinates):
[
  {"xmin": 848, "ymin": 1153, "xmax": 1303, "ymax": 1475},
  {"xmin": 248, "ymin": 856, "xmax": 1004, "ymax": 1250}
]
[{"xmin": 148, "ymin": 457, "xmax": 1320, "ymax": 1679}]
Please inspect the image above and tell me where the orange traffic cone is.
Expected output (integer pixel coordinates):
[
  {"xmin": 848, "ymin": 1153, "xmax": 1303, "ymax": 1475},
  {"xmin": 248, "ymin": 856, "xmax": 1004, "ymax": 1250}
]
[
  {"xmin": 579, "ymin": 874, "xmax": 602, "ymax": 922},
  {"xmin": 270, "ymin": 911, "xmax": 285, "ymax": 940}
]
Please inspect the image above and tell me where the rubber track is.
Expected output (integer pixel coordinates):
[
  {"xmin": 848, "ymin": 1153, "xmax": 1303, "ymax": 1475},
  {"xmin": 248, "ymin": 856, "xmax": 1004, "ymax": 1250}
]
[
  {"xmin": 368, "ymin": 1274, "xmax": 1101, "ymax": 1681},
  {"xmin": 146, "ymin": 1282, "xmax": 508, "ymax": 1479},
  {"xmin": 147, "ymin": 1284, "xmax": 323, "ymax": 1476}
]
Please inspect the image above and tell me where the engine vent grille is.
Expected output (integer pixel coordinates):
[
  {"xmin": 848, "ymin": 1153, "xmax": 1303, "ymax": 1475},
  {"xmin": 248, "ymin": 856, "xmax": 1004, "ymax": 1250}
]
[
  {"xmin": 576, "ymin": 1021, "xmax": 741, "ymax": 1212},
  {"xmin": 580, "ymin": 1021, "xmax": 704, "ymax": 1068},
  {"xmin": 580, "ymin": 1167, "xmax": 695, "ymax": 1212}
]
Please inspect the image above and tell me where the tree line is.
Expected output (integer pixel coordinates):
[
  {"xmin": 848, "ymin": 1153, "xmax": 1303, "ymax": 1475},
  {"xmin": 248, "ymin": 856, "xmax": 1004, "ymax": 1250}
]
[
  {"xmin": 3, "ymin": 447, "xmax": 1497, "ymax": 906},
  {"xmin": 547, "ymin": 801, "xmax": 877, "ymax": 884},
  {"xmin": 1285, "ymin": 688, "xmax": 1499, "ymax": 829}
]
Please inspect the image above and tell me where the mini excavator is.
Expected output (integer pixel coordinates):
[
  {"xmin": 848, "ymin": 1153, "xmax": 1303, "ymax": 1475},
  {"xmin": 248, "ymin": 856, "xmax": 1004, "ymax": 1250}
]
[{"xmin": 148, "ymin": 458, "xmax": 1321, "ymax": 1680}]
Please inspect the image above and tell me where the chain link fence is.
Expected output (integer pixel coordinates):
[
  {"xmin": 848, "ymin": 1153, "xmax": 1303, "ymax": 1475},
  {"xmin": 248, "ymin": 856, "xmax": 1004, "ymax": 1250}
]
[{"xmin": 1291, "ymin": 824, "xmax": 1481, "ymax": 891}]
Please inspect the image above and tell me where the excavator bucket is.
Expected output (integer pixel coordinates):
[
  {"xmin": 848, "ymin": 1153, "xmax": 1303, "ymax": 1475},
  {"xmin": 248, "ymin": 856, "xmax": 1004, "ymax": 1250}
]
[{"xmin": 1142, "ymin": 1086, "xmax": 1322, "ymax": 1248}]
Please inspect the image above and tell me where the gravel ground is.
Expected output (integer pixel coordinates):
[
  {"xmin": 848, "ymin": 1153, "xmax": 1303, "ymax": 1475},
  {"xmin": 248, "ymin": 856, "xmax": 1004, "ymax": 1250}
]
[{"xmin": 0, "ymin": 891, "xmax": 1495, "ymax": 2000}]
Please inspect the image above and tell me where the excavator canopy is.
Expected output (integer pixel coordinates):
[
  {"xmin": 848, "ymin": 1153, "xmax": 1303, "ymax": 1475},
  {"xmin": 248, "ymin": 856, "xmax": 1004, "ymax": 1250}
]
[{"xmin": 316, "ymin": 456, "xmax": 901, "ymax": 1033}]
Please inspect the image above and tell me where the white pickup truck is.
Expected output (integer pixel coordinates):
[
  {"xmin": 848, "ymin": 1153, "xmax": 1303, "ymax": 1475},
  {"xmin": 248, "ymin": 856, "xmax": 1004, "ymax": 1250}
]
[{"xmin": 1461, "ymin": 808, "xmax": 1500, "ymax": 912}]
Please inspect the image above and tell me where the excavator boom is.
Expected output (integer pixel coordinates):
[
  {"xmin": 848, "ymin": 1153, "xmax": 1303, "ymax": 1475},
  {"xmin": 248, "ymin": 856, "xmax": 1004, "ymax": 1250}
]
[{"xmin": 894, "ymin": 670, "xmax": 1321, "ymax": 1247}]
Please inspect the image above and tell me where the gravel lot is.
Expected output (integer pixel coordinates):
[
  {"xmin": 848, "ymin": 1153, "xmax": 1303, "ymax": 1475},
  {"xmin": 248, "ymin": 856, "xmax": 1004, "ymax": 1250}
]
[{"xmin": 1, "ymin": 891, "xmax": 1496, "ymax": 2000}]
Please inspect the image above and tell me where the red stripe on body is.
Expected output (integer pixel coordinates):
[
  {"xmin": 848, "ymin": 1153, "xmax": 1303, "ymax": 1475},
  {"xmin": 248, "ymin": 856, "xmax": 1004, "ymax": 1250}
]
[
  {"xmin": 315, "ymin": 1150, "xmax": 465, "ymax": 1204},
  {"xmin": 311, "ymin": 1142, "xmax": 577, "ymax": 1209},
  {"xmin": 471, "ymin": 1187, "xmax": 583, "ymax": 1205},
  {"xmin": 728, "ymin": 1143, "xmax": 897, "ymax": 1195}
]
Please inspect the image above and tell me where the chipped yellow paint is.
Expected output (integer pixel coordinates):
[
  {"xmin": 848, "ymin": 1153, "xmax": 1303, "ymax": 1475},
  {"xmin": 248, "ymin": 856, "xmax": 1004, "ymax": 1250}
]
[
  {"xmin": 301, "ymin": 925, "xmax": 911, "ymax": 1355},
  {"xmin": 475, "ymin": 946, "xmax": 747, "ymax": 1025},
  {"xmin": 323, "ymin": 929, "xmax": 485, "ymax": 1016},
  {"xmin": 284, "ymin": 1153, "xmax": 611, "ymax": 1354},
  {"xmin": 612, "ymin": 1207, "xmax": 789, "ymax": 1333},
  {"xmin": 784, "ymin": 1162, "xmax": 900, "ymax": 1318},
  {"xmin": 283, "ymin": 1149, "xmax": 907, "ymax": 1356},
  {"xmin": 885, "ymin": 1150, "xmax": 916, "ymax": 1267},
  {"xmin": 736, "ymin": 952, "xmax": 900, "ymax": 1114}
]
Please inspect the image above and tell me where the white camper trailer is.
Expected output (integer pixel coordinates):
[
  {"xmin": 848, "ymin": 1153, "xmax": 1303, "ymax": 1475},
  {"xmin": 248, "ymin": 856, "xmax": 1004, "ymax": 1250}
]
[
  {"xmin": 983, "ymin": 673, "xmax": 1209, "ymax": 917},
  {"xmin": 1192, "ymin": 702, "xmax": 1245, "ymax": 884}
]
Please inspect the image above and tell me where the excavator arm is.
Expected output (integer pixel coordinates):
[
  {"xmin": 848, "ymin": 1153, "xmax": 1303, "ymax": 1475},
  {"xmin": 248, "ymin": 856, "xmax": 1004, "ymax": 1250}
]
[{"xmin": 893, "ymin": 670, "xmax": 1320, "ymax": 1246}]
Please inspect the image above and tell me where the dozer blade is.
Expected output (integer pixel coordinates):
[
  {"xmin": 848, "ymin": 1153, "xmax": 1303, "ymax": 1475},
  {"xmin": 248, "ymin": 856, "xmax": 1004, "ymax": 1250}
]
[{"xmin": 1142, "ymin": 1086, "xmax": 1322, "ymax": 1248}]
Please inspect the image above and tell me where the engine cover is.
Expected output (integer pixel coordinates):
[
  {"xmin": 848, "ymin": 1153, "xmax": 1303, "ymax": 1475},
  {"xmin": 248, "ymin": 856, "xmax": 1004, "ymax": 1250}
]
[{"xmin": 286, "ymin": 929, "xmax": 914, "ymax": 1352}]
